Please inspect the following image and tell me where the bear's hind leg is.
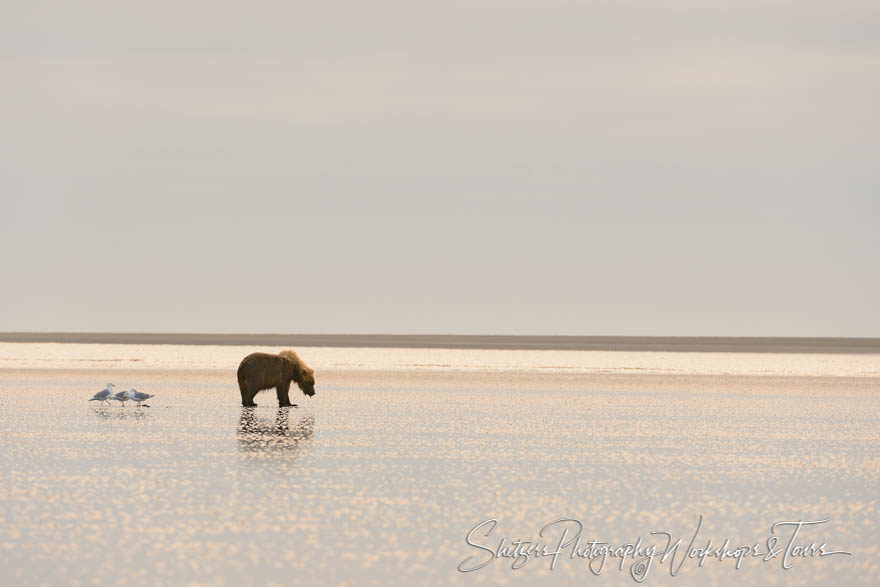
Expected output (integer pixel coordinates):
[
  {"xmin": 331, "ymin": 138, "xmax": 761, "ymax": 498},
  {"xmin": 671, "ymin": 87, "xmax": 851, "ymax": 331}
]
[{"xmin": 240, "ymin": 380, "xmax": 258, "ymax": 407}]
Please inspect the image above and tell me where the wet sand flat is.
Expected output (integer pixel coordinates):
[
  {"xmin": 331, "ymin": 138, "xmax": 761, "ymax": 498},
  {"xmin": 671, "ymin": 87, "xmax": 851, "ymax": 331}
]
[{"xmin": 0, "ymin": 364, "xmax": 878, "ymax": 585}]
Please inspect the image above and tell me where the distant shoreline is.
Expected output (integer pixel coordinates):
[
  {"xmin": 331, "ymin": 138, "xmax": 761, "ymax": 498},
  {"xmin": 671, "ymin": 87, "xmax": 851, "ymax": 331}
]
[{"xmin": 0, "ymin": 333, "xmax": 878, "ymax": 354}]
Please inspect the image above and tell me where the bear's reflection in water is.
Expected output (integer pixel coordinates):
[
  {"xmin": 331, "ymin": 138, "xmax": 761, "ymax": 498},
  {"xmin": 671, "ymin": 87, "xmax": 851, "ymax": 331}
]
[{"xmin": 237, "ymin": 407, "xmax": 314, "ymax": 458}]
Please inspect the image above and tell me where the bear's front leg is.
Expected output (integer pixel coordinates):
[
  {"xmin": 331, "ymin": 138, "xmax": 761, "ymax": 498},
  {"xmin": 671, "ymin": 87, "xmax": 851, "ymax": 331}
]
[{"xmin": 276, "ymin": 381, "xmax": 292, "ymax": 407}]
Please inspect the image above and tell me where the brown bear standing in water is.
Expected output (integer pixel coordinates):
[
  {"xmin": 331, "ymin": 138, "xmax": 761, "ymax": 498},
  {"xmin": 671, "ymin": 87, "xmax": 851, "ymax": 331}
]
[{"xmin": 237, "ymin": 350, "xmax": 316, "ymax": 407}]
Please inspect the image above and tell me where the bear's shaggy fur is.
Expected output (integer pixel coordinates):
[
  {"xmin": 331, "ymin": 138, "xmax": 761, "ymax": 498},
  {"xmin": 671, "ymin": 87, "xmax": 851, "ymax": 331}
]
[{"xmin": 237, "ymin": 350, "xmax": 316, "ymax": 407}]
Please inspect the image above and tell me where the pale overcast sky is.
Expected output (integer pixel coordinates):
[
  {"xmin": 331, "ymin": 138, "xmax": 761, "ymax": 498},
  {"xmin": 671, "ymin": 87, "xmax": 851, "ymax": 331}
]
[{"xmin": 1, "ymin": 1, "xmax": 877, "ymax": 336}]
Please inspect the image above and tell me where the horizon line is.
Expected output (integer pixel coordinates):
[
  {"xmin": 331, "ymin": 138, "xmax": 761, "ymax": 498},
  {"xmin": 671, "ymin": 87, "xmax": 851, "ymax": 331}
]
[{"xmin": 1, "ymin": 332, "xmax": 878, "ymax": 354}]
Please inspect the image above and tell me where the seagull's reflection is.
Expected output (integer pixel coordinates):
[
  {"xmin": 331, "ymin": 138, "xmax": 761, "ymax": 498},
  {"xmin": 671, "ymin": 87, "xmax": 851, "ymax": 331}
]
[
  {"xmin": 238, "ymin": 407, "xmax": 314, "ymax": 458},
  {"xmin": 91, "ymin": 406, "xmax": 149, "ymax": 421}
]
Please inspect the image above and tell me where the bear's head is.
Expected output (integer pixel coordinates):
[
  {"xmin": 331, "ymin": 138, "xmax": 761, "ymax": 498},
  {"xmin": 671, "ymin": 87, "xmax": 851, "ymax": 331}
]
[
  {"xmin": 297, "ymin": 366, "xmax": 316, "ymax": 397},
  {"xmin": 280, "ymin": 350, "xmax": 316, "ymax": 397}
]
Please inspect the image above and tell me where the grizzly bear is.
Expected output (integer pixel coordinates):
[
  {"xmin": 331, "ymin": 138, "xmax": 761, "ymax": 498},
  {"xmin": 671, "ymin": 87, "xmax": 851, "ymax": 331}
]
[{"xmin": 237, "ymin": 350, "xmax": 316, "ymax": 407}]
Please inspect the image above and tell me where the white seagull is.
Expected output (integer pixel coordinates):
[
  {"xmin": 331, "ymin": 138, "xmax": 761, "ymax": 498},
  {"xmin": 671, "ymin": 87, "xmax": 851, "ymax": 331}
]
[
  {"xmin": 124, "ymin": 388, "xmax": 154, "ymax": 407},
  {"xmin": 113, "ymin": 390, "xmax": 130, "ymax": 406},
  {"xmin": 89, "ymin": 383, "xmax": 116, "ymax": 405}
]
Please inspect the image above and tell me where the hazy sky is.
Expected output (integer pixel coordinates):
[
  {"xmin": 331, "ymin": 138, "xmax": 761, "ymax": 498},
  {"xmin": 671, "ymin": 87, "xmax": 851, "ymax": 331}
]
[{"xmin": 1, "ymin": 1, "xmax": 877, "ymax": 336}]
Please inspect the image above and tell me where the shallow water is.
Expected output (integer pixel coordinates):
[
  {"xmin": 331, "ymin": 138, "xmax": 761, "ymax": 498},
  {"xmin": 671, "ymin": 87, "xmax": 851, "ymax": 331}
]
[
  {"xmin": 0, "ymin": 352, "xmax": 878, "ymax": 584},
  {"xmin": 1, "ymin": 342, "xmax": 879, "ymax": 376}
]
